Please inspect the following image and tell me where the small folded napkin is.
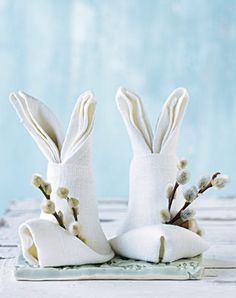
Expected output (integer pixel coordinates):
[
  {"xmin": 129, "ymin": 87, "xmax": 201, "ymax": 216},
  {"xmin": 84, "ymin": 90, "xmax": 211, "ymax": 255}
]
[
  {"xmin": 110, "ymin": 225, "xmax": 209, "ymax": 263},
  {"xmin": 10, "ymin": 91, "xmax": 114, "ymax": 266},
  {"xmin": 111, "ymin": 87, "xmax": 208, "ymax": 262},
  {"xmin": 19, "ymin": 219, "xmax": 114, "ymax": 267},
  {"xmin": 115, "ymin": 87, "xmax": 189, "ymax": 233}
]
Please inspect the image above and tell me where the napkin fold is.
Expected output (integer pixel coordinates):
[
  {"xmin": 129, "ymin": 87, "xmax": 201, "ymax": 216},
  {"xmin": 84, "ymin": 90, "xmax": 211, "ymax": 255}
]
[
  {"xmin": 10, "ymin": 91, "xmax": 114, "ymax": 266},
  {"xmin": 110, "ymin": 225, "xmax": 209, "ymax": 263},
  {"xmin": 19, "ymin": 219, "xmax": 114, "ymax": 267}
]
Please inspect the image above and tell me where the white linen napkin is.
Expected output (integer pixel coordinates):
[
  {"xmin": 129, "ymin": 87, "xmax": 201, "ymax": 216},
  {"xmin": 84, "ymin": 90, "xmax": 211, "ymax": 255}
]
[
  {"xmin": 10, "ymin": 91, "xmax": 114, "ymax": 266},
  {"xmin": 19, "ymin": 219, "xmax": 114, "ymax": 267},
  {"xmin": 115, "ymin": 87, "xmax": 189, "ymax": 233},
  {"xmin": 110, "ymin": 87, "xmax": 209, "ymax": 262},
  {"xmin": 110, "ymin": 224, "xmax": 209, "ymax": 263}
]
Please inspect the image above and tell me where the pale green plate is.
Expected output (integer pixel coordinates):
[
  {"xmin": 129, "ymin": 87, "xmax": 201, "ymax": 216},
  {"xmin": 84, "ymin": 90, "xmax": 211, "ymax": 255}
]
[{"xmin": 15, "ymin": 253, "xmax": 204, "ymax": 281}]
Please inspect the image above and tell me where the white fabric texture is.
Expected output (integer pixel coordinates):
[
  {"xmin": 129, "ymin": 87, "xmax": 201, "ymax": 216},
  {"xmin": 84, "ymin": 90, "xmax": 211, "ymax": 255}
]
[
  {"xmin": 115, "ymin": 87, "xmax": 189, "ymax": 233},
  {"xmin": 10, "ymin": 91, "xmax": 114, "ymax": 266},
  {"xmin": 110, "ymin": 87, "xmax": 209, "ymax": 262},
  {"xmin": 110, "ymin": 225, "xmax": 209, "ymax": 263},
  {"xmin": 19, "ymin": 219, "xmax": 114, "ymax": 267}
]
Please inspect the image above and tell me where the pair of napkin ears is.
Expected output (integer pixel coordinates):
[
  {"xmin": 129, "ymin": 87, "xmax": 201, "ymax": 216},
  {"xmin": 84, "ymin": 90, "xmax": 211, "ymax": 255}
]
[
  {"xmin": 10, "ymin": 91, "xmax": 96, "ymax": 164},
  {"xmin": 116, "ymin": 87, "xmax": 189, "ymax": 156}
]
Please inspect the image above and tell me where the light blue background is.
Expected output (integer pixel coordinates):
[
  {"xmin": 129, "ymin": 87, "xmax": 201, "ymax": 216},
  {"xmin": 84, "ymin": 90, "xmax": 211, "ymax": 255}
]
[{"xmin": 0, "ymin": 0, "xmax": 235, "ymax": 214}]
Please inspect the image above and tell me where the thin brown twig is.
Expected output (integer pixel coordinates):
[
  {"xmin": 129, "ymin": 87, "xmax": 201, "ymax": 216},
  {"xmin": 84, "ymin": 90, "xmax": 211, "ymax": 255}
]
[
  {"xmin": 168, "ymin": 201, "xmax": 190, "ymax": 224},
  {"xmin": 198, "ymin": 172, "xmax": 220, "ymax": 194},
  {"xmin": 38, "ymin": 185, "xmax": 66, "ymax": 229},
  {"xmin": 72, "ymin": 208, "xmax": 78, "ymax": 221},
  {"xmin": 39, "ymin": 185, "xmax": 50, "ymax": 200},
  {"xmin": 66, "ymin": 197, "xmax": 78, "ymax": 222},
  {"xmin": 53, "ymin": 212, "xmax": 66, "ymax": 229},
  {"xmin": 168, "ymin": 172, "xmax": 221, "ymax": 224},
  {"xmin": 168, "ymin": 182, "xmax": 179, "ymax": 211}
]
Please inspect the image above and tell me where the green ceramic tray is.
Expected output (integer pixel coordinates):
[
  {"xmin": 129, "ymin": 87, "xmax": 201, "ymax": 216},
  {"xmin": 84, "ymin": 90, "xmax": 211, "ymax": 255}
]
[{"xmin": 14, "ymin": 253, "xmax": 204, "ymax": 281}]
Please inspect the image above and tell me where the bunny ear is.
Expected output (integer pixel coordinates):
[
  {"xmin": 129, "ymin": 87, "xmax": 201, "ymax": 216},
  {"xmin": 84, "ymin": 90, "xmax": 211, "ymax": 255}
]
[
  {"xmin": 116, "ymin": 87, "xmax": 153, "ymax": 155},
  {"xmin": 9, "ymin": 91, "xmax": 64, "ymax": 163},
  {"xmin": 61, "ymin": 91, "xmax": 96, "ymax": 163},
  {"xmin": 153, "ymin": 88, "xmax": 189, "ymax": 154}
]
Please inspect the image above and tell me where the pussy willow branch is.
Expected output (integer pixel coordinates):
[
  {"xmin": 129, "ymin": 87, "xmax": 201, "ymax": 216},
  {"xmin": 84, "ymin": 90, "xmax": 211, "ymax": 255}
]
[
  {"xmin": 168, "ymin": 172, "xmax": 220, "ymax": 224},
  {"xmin": 168, "ymin": 182, "xmax": 179, "ymax": 211},
  {"xmin": 198, "ymin": 172, "xmax": 220, "ymax": 194},
  {"xmin": 53, "ymin": 212, "xmax": 66, "ymax": 229},
  {"xmin": 38, "ymin": 186, "xmax": 66, "ymax": 229},
  {"xmin": 66, "ymin": 197, "xmax": 78, "ymax": 221},
  {"xmin": 36, "ymin": 185, "xmax": 83, "ymax": 236},
  {"xmin": 72, "ymin": 208, "xmax": 78, "ymax": 221},
  {"xmin": 168, "ymin": 201, "xmax": 190, "ymax": 224},
  {"xmin": 39, "ymin": 185, "xmax": 50, "ymax": 200}
]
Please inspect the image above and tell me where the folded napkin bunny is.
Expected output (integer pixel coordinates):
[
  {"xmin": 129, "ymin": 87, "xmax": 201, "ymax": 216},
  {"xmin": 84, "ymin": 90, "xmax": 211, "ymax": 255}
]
[
  {"xmin": 110, "ymin": 87, "xmax": 208, "ymax": 262},
  {"xmin": 10, "ymin": 91, "xmax": 114, "ymax": 266},
  {"xmin": 115, "ymin": 87, "xmax": 189, "ymax": 233}
]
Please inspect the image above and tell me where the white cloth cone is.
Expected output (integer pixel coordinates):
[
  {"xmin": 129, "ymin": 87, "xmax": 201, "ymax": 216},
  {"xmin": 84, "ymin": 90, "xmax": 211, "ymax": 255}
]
[{"xmin": 10, "ymin": 91, "xmax": 114, "ymax": 266}]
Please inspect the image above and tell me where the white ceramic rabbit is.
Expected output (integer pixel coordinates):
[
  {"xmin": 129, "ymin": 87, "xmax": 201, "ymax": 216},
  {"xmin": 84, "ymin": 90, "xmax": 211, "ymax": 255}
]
[
  {"xmin": 110, "ymin": 87, "xmax": 209, "ymax": 263},
  {"xmin": 10, "ymin": 91, "xmax": 114, "ymax": 267}
]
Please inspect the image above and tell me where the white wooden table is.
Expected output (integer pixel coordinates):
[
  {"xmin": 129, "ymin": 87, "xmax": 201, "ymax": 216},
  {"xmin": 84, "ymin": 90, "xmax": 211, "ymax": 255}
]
[{"xmin": 0, "ymin": 197, "xmax": 236, "ymax": 297}]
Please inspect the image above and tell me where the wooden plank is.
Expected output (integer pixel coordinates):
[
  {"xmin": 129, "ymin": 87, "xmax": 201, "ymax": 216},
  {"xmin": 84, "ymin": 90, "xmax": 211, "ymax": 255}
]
[
  {"xmin": 200, "ymin": 225, "xmax": 236, "ymax": 243},
  {"xmin": 4, "ymin": 196, "xmax": 236, "ymax": 212},
  {"xmin": 193, "ymin": 196, "xmax": 236, "ymax": 208},
  {"xmin": 0, "ymin": 210, "xmax": 40, "ymax": 246},
  {"xmin": 204, "ymin": 268, "xmax": 236, "ymax": 281},
  {"xmin": 5, "ymin": 198, "xmax": 127, "ymax": 211},
  {"xmin": 0, "ymin": 247, "xmax": 18, "ymax": 259},
  {"xmin": 204, "ymin": 244, "xmax": 236, "ymax": 268}
]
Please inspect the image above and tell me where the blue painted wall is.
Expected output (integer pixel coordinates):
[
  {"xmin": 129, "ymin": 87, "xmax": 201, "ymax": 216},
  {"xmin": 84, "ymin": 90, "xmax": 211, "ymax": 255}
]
[{"xmin": 0, "ymin": 0, "xmax": 235, "ymax": 213}]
